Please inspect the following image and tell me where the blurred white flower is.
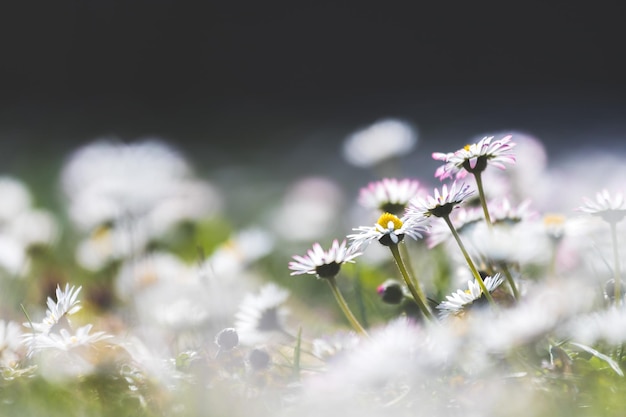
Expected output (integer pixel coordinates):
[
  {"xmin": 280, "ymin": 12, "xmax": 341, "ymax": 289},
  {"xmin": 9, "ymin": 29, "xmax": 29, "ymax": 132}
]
[
  {"xmin": 61, "ymin": 139, "xmax": 223, "ymax": 269},
  {"xmin": 0, "ymin": 177, "xmax": 32, "ymax": 222},
  {"xmin": 207, "ymin": 227, "xmax": 274, "ymax": 277},
  {"xmin": 0, "ymin": 320, "xmax": 24, "ymax": 368},
  {"xmin": 272, "ymin": 177, "xmax": 344, "ymax": 242},
  {"xmin": 235, "ymin": 283, "xmax": 290, "ymax": 345},
  {"xmin": 342, "ymin": 119, "xmax": 417, "ymax": 168}
]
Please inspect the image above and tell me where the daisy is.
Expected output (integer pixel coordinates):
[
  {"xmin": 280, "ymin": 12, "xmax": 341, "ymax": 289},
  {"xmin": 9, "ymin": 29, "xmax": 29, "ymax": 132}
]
[
  {"xmin": 358, "ymin": 178, "xmax": 423, "ymax": 215},
  {"xmin": 0, "ymin": 320, "xmax": 24, "ymax": 368},
  {"xmin": 289, "ymin": 240, "xmax": 368, "ymax": 335},
  {"xmin": 289, "ymin": 239, "xmax": 361, "ymax": 279},
  {"xmin": 437, "ymin": 274, "xmax": 504, "ymax": 318},
  {"xmin": 235, "ymin": 283, "xmax": 291, "ymax": 344},
  {"xmin": 578, "ymin": 189, "xmax": 626, "ymax": 304},
  {"xmin": 348, "ymin": 212, "xmax": 430, "ymax": 250},
  {"xmin": 349, "ymin": 213, "xmax": 433, "ymax": 320},
  {"xmin": 25, "ymin": 324, "xmax": 111, "ymax": 353},
  {"xmin": 578, "ymin": 189, "xmax": 626, "ymax": 224},
  {"xmin": 426, "ymin": 205, "xmax": 483, "ymax": 249},
  {"xmin": 342, "ymin": 119, "xmax": 417, "ymax": 168},
  {"xmin": 24, "ymin": 284, "xmax": 83, "ymax": 334},
  {"xmin": 432, "ymin": 135, "xmax": 516, "ymax": 181},
  {"xmin": 407, "ymin": 182, "xmax": 474, "ymax": 219}
]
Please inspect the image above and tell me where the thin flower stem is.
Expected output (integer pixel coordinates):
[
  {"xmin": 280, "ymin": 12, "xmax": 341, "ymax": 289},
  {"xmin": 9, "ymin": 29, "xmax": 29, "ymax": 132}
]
[
  {"xmin": 443, "ymin": 215, "xmax": 497, "ymax": 306},
  {"xmin": 388, "ymin": 244, "xmax": 434, "ymax": 321},
  {"xmin": 500, "ymin": 263, "xmax": 520, "ymax": 300},
  {"xmin": 473, "ymin": 172, "xmax": 493, "ymax": 228},
  {"xmin": 326, "ymin": 277, "xmax": 369, "ymax": 337},
  {"xmin": 610, "ymin": 221, "xmax": 622, "ymax": 305}
]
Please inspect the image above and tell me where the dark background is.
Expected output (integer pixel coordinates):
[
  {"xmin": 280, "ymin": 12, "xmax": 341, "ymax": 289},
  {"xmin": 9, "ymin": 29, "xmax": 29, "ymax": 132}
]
[{"xmin": 1, "ymin": 2, "xmax": 625, "ymax": 181}]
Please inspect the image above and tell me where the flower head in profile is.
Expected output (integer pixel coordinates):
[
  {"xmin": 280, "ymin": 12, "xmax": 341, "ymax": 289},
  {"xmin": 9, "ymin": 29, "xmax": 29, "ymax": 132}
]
[
  {"xmin": 289, "ymin": 239, "xmax": 361, "ymax": 279},
  {"xmin": 235, "ymin": 283, "xmax": 291, "ymax": 344},
  {"xmin": 348, "ymin": 212, "xmax": 430, "ymax": 250},
  {"xmin": 407, "ymin": 182, "xmax": 474, "ymax": 219},
  {"xmin": 432, "ymin": 135, "xmax": 516, "ymax": 180},
  {"xmin": 24, "ymin": 284, "xmax": 83, "ymax": 334},
  {"xmin": 437, "ymin": 274, "xmax": 504, "ymax": 319},
  {"xmin": 358, "ymin": 178, "xmax": 423, "ymax": 215},
  {"xmin": 578, "ymin": 189, "xmax": 626, "ymax": 224}
]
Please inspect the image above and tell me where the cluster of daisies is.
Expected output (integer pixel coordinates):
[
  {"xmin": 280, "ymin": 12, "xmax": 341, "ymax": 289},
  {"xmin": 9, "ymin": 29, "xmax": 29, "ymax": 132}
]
[
  {"xmin": 3, "ymin": 129, "xmax": 626, "ymax": 416},
  {"xmin": 289, "ymin": 134, "xmax": 626, "ymax": 330}
]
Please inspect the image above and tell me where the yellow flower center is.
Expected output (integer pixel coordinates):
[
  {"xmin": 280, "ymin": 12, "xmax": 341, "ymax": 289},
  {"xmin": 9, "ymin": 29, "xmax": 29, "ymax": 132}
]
[
  {"xmin": 463, "ymin": 144, "xmax": 472, "ymax": 151},
  {"xmin": 376, "ymin": 212, "xmax": 403, "ymax": 230},
  {"xmin": 543, "ymin": 213, "xmax": 565, "ymax": 227}
]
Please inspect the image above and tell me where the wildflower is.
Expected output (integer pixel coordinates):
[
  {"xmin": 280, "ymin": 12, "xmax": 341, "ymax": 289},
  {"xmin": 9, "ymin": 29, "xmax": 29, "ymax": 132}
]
[
  {"xmin": 24, "ymin": 284, "xmax": 82, "ymax": 335},
  {"xmin": 342, "ymin": 119, "xmax": 417, "ymax": 168},
  {"xmin": 235, "ymin": 283, "xmax": 291, "ymax": 344},
  {"xmin": 25, "ymin": 324, "xmax": 111, "ymax": 353},
  {"xmin": 437, "ymin": 274, "xmax": 504, "ymax": 318},
  {"xmin": 408, "ymin": 182, "xmax": 474, "ymax": 219},
  {"xmin": 0, "ymin": 320, "xmax": 23, "ymax": 368},
  {"xmin": 578, "ymin": 189, "xmax": 626, "ymax": 304},
  {"xmin": 578, "ymin": 189, "xmax": 626, "ymax": 224},
  {"xmin": 348, "ymin": 212, "xmax": 429, "ymax": 250},
  {"xmin": 358, "ymin": 178, "xmax": 423, "ymax": 215},
  {"xmin": 432, "ymin": 135, "xmax": 516, "ymax": 181},
  {"xmin": 290, "ymin": 241, "xmax": 368, "ymax": 335},
  {"xmin": 426, "ymin": 205, "xmax": 483, "ymax": 248},
  {"xmin": 289, "ymin": 240, "xmax": 361, "ymax": 279}
]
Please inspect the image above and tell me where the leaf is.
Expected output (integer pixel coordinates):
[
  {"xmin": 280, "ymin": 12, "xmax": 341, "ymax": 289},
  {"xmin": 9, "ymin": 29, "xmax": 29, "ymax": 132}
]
[{"xmin": 569, "ymin": 342, "xmax": 624, "ymax": 377}]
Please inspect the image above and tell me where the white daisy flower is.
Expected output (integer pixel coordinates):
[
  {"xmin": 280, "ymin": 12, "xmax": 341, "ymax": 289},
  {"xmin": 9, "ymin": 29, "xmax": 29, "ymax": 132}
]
[
  {"xmin": 358, "ymin": 178, "xmax": 423, "ymax": 215},
  {"xmin": 437, "ymin": 274, "xmax": 504, "ymax": 318},
  {"xmin": 578, "ymin": 189, "xmax": 626, "ymax": 224},
  {"xmin": 289, "ymin": 239, "xmax": 361, "ymax": 279},
  {"xmin": 407, "ymin": 182, "xmax": 474, "ymax": 219},
  {"xmin": 432, "ymin": 135, "xmax": 516, "ymax": 180},
  {"xmin": 25, "ymin": 284, "xmax": 83, "ymax": 334},
  {"xmin": 0, "ymin": 320, "xmax": 24, "ymax": 367},
  {"xmin": 342, "ymin": 119, "xmax": 417, "ymax": 168},
  {"xmin": 25, "ymin": 324, "xmax": 111, "ymax": 353},
  {"xmin": 348, "ymin": 212, "xmax": 430, "ymax": 250},
  {"xmin": 235, "ymin": 283, "xmax": 290, "ymax": 345}
]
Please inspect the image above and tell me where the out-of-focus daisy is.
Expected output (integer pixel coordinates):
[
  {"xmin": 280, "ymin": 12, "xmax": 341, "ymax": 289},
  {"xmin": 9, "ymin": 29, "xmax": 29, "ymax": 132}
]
[
  {"xmin": 437, "ymin": 274, "xmax": 504, "ymax": 319},
  {"xmin": 426, "ymin": 205, "xmax": 483, "ymax": 248},
  {"xmin": 289, "ymin": 240, "xmax": 361, "ymax": 279},
  {"xmin": 432, "ymin": 135, "xmax": 516, "ymax": 181},
  {"xmin": 348, "ymin": 212, "xmax": 430, "ymax": 250},
  {"xmin": 208, "ymin": 227, "xmax": 275, "ymax": 277},
  {"xmin": 0, "ymin": 320, "xmax": 24, "ymax": 368},
  {"xmin": 61, "ymin": 139, "xmax": 222, "ymax": 269},
  {"xmin": 358, "ymin": 178, "xmax": 423, "ymax": 215},
  {"xmin": 578, "ymin": 189, "xmax": 626, "ymax": 224},
  {"xmin": 407, "ymin": 182, "xmax": 474, "ymax": 219},
  {"xmin": 235, "ymin": 283, "xmax": 291, "ymax": 345},
  {"xmin": 272, "ymin": 177, "xmax": 344, "ymax": 242},
  {"xmin": 342, "ymin": 119, "xmax": 417, "ymax": 168},
  {"xmin": 578, "ymin": 189, "xmax": 626, "ymax": 303},
  {"xmin": 26, "ymin": 324, "xmax": 111, "ymax": 353}
]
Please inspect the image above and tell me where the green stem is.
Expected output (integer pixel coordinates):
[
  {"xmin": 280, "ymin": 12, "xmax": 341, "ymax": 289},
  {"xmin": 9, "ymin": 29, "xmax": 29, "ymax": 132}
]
[
  {"xmin": 388, "ymin": 244, "xmax": 434, "ymax": 321},
  {"xmin": 326, "ymin": 277, "xmax": 369, "ymax": 336},
  {"xmin": 500, "ymin": 263, "xmax": 520, "ymax": 300},
  {"xmin": 443, "ymin": 215, "xmax": 497, "ymax": 306},
  {"xmin": 473, "ymin": 172, "xmax": 493, "ymax": 228},
  {"xmin": 610, "ymin": 221, "xmax": 622, "ymax": 305}
]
